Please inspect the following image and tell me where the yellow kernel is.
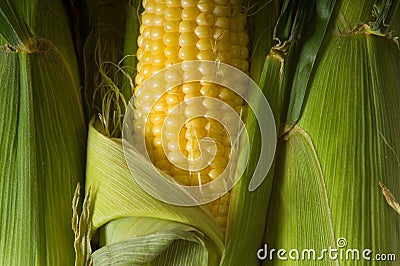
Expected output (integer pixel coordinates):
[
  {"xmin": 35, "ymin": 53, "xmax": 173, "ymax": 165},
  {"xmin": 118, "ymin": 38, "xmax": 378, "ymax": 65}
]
[
  {"xmin": 141, "ymin": 63, "xmax": 152, "ymax": 77},
  {"xmin": 215, "ymin": 39, "xmax": 231, "ymax": 52},
  {"xmin": 196, "ymin": 13, "xmax": 214, "ymax": 26},
  {"xmin": 184, "ymin": 92, "xmax": 201, "ymax": 100},
  {"xmin": 152, "ymin": 53, "xmax": 167, "ymax": 65},
  {"xmin": 220, "ymin": 193, "xmax": 230, "ymax": 204},
  {"xmin": 224, "ymin": 147, "xmax": 231, "ymax": 157},
  {"xmin": 182, "ymin": 83, "xmax": 200, "ymax": 93},
  {"xmin": 154, "ymin": 4, "xmax": 165, "ymax": 14},
  {"xmin": 208, "ymin": 168, "xmax": 224, "ymax": 180},
  {"xmin": 230, "ymin": 32, "xmax": 238, "ymax": 43},
  {"xmin": 213, "ymin": 28, "xmax": 230, "ymax": 40},
  {"xmin": 194, "ymin": 26, "xmax": 213, "ymax": 39},
  {"xmin": 230, "ymin": 45, "xmax": 241, "ymax": 58},
  {"xmin": 166, "ymin": 94, "xmax": 181, "ymax": 105},
  {"xmin": 200, "ymin": 84, "xmax": 219, "ymax": 97},
  {"xmin": 198, "ymin": 50, "xmax": 216, "ymax": 60},
  {"xmin": 175, "ymin": 175, "xmax": 190, "ymax": 186},
  {"xmin": 210, "ymin": 157, "xmax": 227, "ymax": 168},
  {"xmin": 179, "ymin": 20, "xmax": 196, "ymax": 32},
  {"xmin": 214, "ymin": 0, "xmax": 228, "ymax": 5},
  {"xmin": 202, "ymin": 98, "xmax": 220, "ymax": 109},
  {"xmin": 164, "ymin": 20, "xmax": 179, "ymax": 32},
  {"xmin": 163, "ymin": 32, "xmax": 179, "ymax": 46},
  {"xmin": 235, "ymin": 105, "xmax": 245, "ymax": 114},
  {"xmin": 153, "ymin": 136, "xmax": 162, "ymax": 147},
  {"xmin": 238, "ymin": 32, "xmax": 249, "ymax": 46},
  {"xmin": 153, "ymin": 100, "xmax": 167, "ymax": 113},
  {"xmin": 217, "ymin": 205, "xmax": 229, "ymax": 216},
  {"xmin": 186, "ymin": 117, "xmax": 206, "ymax": 128},
  {"xmin": 217, "ymin": 52, "xmax": 230, "ymax": 62},
  {"xmin": 186, "ymin": 139, "xmax": 200, "ymax": 152},
  {"xmin": 151, "ymin": 27, "xmax": 164, "ymax": 39},
  {"xmin": 185, "ymin": 105, "xmax": 205, "ymax": 117},
  {"xmin": 137, "ymin": 35, "xmax": 144, "ymax": 47},
  {"xmin": 168, "ymin": 151, "xmax": 186, "ymax": 163},
  {"xmin": 182, "ymin": 6, "xmax": 200, "ymax": 20},
  {"xmin": 150, "ymin": 114, "xmax": 165, "ymax": 124},
  {"xmin": 240, "ymin": 47, "xmax": 249, "ymax": 58},
  {"xmin": 164, "ymin": 70, "xmax": 183, "ymax": 83},
  {"xmin": 170, "ymin": 165, "xmax": 188, "ymax": 175},
  {"xmin": 215, "ymin": 17, "xmax": 229, "ymax": 28},
  {"xmin": 197, "ymin": 2, "xmax": 213, "ymax": 13},
  {"xmin": 142, "ymin": 14, "xmax": 155, "ymax": 26},
  {"xmin": 240, "ymin": 60, "xmax": 249, "ymax": 72},
  {"xmin": 186, "ymin": 127, "xmax": 207, "ymax": 139},
  {"xmin": 154, "ymin": 16, "xmax": 165, "ymax": 27},
  {"xmin": 208, "ymin": 143, "xmax": 225, "ymax": 157},
  {"xmin": 196, "ymin": 38, "xmax": 213, "ymax": 51},
  {"xmin": 168, "ymin": 140, "xmax": 181, "ymax": 151},
  {"xmin": 179, "ymin": 47, "xmax": 198, "ymax": 60},
  {"xmin": 136, "ymin": 47, "xmax": 144, "ymax": 60},
  {"xmin": 165, "ymin": 57, "xmax": 181, "ymax": 66},
  {"xmin": 140, "ymin": 24, "xmax": 146, "ymax": 34},
  {"xmin": 182, "ymin": 71, "xmax": 201, "ymax": 83},
  {"xmin": 190, "ymin": 174, "xmax": 210, "ymax": 186},
  {"xmin": 213, "ymin": 6, "xmax": 229, "ymax": 17},
  {"xmin": 206, "ymin": 120, "xmax": 224, "ymax": 132},
  {"xmin": 182, "ymin": 0, "xmax": 197, "ymax": 7},
  {"xmin": 166, "ymin": 0, "xmax": 180, "ymax": 7},
  {"xmin": 152, "ymin": 148, "xmax": 167, "ymax": 161},
  {"xmin": 230, "ymin": 13, "xmax": 246, "ymax": 32},
  {"xmin": 164, "ymin": 45, "xmax": 179, "ymax": 57},
  {"xmin": 150, "ymin": 39, "xmax": 164, "ymax": 53},
  {"xmin": 165, "ymin": 127, "xmax": 183, "ymax": 140},
  {"xmin": 165, "ymin": 7, "xmax": 181, "ymax": 20},
  {"xmin": 135, "ymin": 74, "xmax": 146, "ymax": 85},
  {"xmin": 179, "ymin": 33, "xmax": 197, "ymax": 46},
  {"xmin": 164, "ymin": 115, "xmax": 185, "ymax": 127},
  {"xmin": 155, "ymin": 159, "xmax": 171, "ymax": 170},
  {"xmin": 209, "ymin": 180, "xmax": 226, "ymax": 194},
  {"xmin": 230, "ymin": 59, "xmax": 241, "ymax": 70}
]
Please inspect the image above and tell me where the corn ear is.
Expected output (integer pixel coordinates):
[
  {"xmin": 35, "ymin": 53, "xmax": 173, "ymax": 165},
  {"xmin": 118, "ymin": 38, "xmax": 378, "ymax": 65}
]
[
  {"xmin": 0, "ymin": 1, "xmax": 86, "ymax": 265},
  {"xmin": 265, "ymin": 2, "xmax": 400, "ymax": 265}
]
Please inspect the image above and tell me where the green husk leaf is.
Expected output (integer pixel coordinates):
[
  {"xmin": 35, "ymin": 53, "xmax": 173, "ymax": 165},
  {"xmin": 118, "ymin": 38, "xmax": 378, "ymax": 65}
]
[
  {"xmin": 283, "ymin": 0, "xmax": 337, "ymax": 129},
  {"xmin": 0, "ymin": 38, "xmax": 86, "ymax": 265},
  {"xmin": 264, "ymin": 127, "xmax": 337, "ymax": 265},
  {"xmin": 248, "ymin": 0, "xmax": 280, "ymax": 82},
  {"xmin": 93, "ymin": 225, "xmax": 207, "ymax": 265},
  {"xmin": 122, "ymin": 0, "xmax": 141, "ymax": 101},
  {"xmin": 0, "ymin": 0, "xmax": 33, "ymax": 49},
  {"xmin": 95, "ymin": 216, "xmax": 214, "ymax": 265}
]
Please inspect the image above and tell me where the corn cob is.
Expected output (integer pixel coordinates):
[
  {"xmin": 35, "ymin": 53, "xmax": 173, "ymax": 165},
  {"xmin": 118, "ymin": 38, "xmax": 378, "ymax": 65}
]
[{"xmin": 133, "ymin": 0, "xmax": 249, "ymax": 230}]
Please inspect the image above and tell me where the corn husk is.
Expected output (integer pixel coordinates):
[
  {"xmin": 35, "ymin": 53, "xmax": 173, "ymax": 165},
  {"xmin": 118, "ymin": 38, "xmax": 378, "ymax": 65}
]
[
  {"xmin": 264, "ymin": 1, "xmax": 400, "ymax": 265},
  {"xmin": 0, "ymin": 1, "xmax": 86, "ymax": 265}
]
